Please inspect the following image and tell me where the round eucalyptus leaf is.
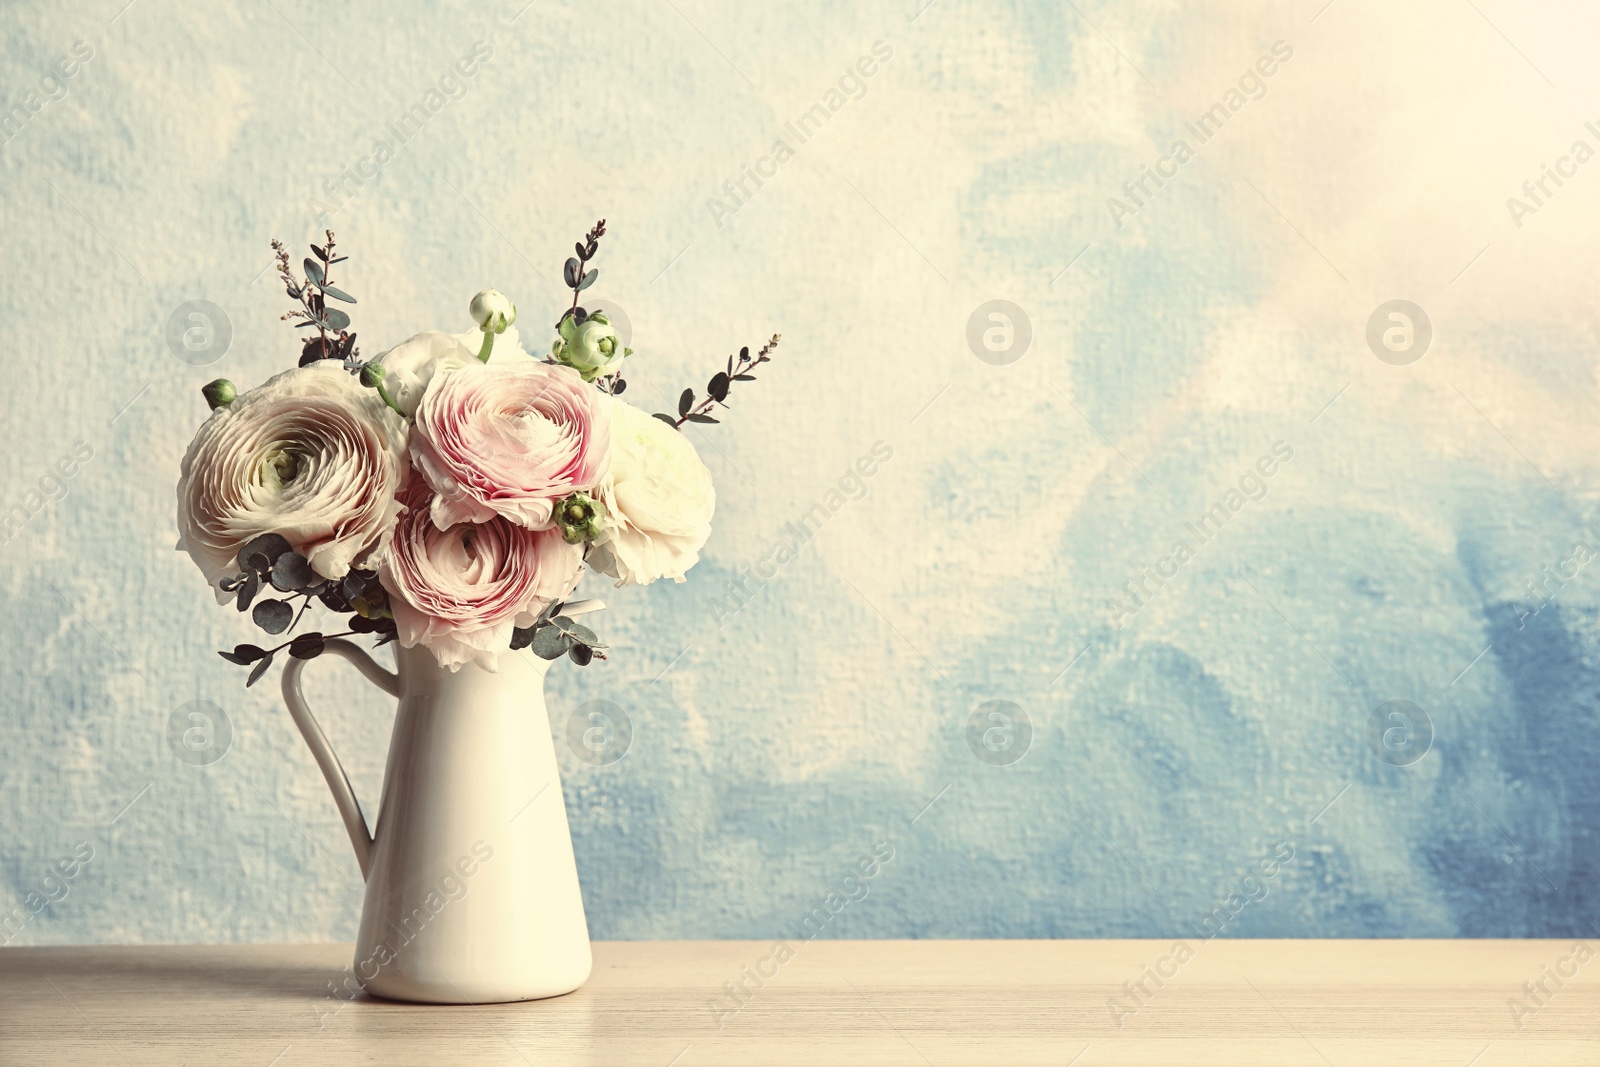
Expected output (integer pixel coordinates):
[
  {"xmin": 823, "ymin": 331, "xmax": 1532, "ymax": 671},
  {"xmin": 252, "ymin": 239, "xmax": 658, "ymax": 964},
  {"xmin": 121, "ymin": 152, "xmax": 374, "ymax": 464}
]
[
  {"xmin": 531, "ymin": 624, "xmax": 572, "ymax": 660},
  {"xmin": 271, "ymin": 551, "xmax": 315, "ymax": 591},
  {"xmin": 552, "ymin": 618, "xmax": 597, "ymax": 645},
  {"xmin": 238, "ymin": 533, "xmax": 292, "ymax": 575},
  {"xmin": 252, "ymin": 598, "xmax": 294, "ymax": 634}
]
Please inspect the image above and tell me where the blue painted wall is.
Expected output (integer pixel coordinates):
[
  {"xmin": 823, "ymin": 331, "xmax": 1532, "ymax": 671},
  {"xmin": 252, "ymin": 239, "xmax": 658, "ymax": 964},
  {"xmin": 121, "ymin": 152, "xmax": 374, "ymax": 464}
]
[{"xmin": 2, "ymin": 0, "xmax": 1598, "ymax": 943}]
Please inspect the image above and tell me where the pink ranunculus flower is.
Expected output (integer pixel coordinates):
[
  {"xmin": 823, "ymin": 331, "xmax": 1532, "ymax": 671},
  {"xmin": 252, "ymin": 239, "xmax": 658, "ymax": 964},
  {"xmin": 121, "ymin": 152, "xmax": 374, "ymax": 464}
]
[
  {"xmin": 409, "ymin": 360, "xmax": 610, "ymax": 531},
  {"xmin": 176, "ymin": 360, "xmax": 408, "ymax": 595},
  {"xmin": 379, "ymin": 479, "xmax": 583, "ymax": 671}
]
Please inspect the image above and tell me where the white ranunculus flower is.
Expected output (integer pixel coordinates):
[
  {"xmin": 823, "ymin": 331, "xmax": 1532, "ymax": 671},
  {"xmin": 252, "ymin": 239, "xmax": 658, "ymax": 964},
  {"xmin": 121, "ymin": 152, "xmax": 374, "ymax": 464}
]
[
  {"xmin": 175, "ymin": 360, "xmax": 408, "ymax": 596},
  {"xmin": 588, "ymin": 399, "xmax": 715, "ymax": 586},
  {"xmin": 371, "ymin": 323, "xmax": 525, "ymax": 416}
]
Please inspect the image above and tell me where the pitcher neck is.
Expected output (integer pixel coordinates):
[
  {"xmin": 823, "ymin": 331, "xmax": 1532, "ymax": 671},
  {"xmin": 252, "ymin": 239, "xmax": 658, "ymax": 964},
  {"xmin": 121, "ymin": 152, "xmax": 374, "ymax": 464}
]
[{"xmin": 394, "ymin": 642, "xmax": 554, "ymax": 691}]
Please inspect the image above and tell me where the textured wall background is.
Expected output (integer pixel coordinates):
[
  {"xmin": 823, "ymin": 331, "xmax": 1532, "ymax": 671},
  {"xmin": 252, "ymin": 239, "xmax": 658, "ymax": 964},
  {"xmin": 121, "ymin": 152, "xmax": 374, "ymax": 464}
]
[{"xmin": 2, "ymin": 0, "xmax": 1598, "ymax": 944}]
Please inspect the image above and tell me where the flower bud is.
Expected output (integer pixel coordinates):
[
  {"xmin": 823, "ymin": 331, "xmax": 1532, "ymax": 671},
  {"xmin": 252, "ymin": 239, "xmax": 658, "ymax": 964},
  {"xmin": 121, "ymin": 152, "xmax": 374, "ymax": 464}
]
[
  {"xmin": 359, "ymin": 362, "xmax": 387, "ymax": 389},
  {"xmin": 470, "ymin": 289, "xmax": 517, "ymax": 335},
  {"xmin": 551, "ymin": 314, "xmax": 628, "ymax": 382},
  {"xmin": 202, "ymin": 378, "xmax": 236, "ymax": 410},
  {"xmin": 554, "ymin": 491, "xmax": 606, "ymax": 545},
  {"xmin": 351, "ymin": 585, "xmax": 393, "ymax": 620}
]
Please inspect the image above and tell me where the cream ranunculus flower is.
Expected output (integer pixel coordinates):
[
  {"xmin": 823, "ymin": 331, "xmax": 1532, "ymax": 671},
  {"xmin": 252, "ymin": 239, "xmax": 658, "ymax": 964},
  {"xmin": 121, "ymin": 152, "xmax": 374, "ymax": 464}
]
[
  {"xmin": 588, "ymin": 399, "xmax": 715, "ymax": 586},
  {"xmin": 379, "ymin": 478, "xmax": 583, "ymax": 671},
  {"xmin": 371, "ymin": 322, "xmax": 526, "ymax": 417},
  {"xmin": 175, "ymin": 360, "xmax": 409, "ymax": 595}
]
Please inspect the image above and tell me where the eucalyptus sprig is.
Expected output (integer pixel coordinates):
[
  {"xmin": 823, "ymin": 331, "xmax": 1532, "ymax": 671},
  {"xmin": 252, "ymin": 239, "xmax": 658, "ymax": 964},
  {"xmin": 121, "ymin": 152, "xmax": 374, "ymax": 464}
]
[
  {"xmin": 510, "ymin": 600, "xmax": 607, "ymax": 666},
  {"xmin": 274, "ymin": 230, "xmax": 360, "ymax": 368},
  {"xmin": 656, "ymin": 334, "xmax": 781, "ymax": 429},
  {"xmin": 558, "ymin": 219, "xmax": 606, "ymax": 329},
  {"xmin": 214, "ymin": 532, "xmax": 396, "ymax": 686}
]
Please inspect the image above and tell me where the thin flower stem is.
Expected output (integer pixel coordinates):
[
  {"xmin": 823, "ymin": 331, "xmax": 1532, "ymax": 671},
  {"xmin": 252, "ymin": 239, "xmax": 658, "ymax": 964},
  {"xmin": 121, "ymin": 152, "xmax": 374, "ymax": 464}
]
[{"xmin": 374, "ymin": 379, "xmax": 406, "ymax": 417}]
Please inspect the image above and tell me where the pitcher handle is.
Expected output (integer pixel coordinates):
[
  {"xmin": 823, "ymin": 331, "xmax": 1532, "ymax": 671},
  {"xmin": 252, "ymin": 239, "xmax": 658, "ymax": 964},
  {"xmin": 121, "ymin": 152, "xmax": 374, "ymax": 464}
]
[{"xmin": 280, "ymin": 638, "xmax": 400, "ymax": 881}]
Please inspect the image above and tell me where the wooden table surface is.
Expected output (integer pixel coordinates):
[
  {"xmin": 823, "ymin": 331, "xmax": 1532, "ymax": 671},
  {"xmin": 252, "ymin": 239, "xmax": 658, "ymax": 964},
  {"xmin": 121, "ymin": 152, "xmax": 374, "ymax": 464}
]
[{"xmin": 1, "ymin": 940, "xmax": 1594, "ymax": 1065}]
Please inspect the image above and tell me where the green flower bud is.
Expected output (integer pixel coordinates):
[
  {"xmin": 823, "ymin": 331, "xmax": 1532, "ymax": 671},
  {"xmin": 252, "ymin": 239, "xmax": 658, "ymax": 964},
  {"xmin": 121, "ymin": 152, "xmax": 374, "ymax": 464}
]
[
  {"xmin": 554, "ymin": 491, "xmax": 606, "ymax": 545},
  {"xmin": 551, "ymin": 315, "xmax": 627, "ymax": 382},
  {"xmin": 202, "ymin": 378, "xmax": 236, "ymax": 409},
  {"xmin": 351, "ymin": 586, "xmax": 393, "ymax": 620}
]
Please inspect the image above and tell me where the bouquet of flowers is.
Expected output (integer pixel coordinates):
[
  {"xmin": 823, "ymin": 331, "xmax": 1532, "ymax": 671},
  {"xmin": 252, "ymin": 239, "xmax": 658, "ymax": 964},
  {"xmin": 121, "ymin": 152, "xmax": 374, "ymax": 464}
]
[{"xmin": 175, "ymin": 221, "xmax": 779, "ymax": 684}]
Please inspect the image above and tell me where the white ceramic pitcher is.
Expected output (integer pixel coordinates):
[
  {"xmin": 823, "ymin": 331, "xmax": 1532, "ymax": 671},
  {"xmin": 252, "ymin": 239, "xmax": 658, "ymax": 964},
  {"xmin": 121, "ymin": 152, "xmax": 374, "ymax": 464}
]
[{"xmin": 279, "ymin": 601, "xmax": 601, "ymax": 1004}]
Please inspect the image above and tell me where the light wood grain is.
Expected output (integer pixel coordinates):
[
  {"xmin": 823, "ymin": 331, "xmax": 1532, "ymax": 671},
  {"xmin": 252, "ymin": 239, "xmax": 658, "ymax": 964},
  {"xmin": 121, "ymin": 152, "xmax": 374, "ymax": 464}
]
[{"xmin": 1, "ymin": 940, "xmax": 1594, "ymax": 1065}]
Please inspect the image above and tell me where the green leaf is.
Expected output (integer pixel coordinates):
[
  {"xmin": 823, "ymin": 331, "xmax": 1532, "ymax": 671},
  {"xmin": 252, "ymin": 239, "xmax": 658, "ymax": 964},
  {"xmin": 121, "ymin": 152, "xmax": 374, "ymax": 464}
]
[
  {"xmin": 246, "ymin": 652, "xmax": 275, "ymax": 687},
  {"xmin": 568, "ymin": 643, "xmax": 593, "ymax": 666},
  {"xmin": 253, "ymin": 599, "xmax": 294, "ymax": 634},
  {"xmin": 218, "ymin": 643, "xmax": 267, "ymax": 665},
  {"xmin": 235, "ymin": 571, "xmax": 261, "ymax": 612},
  {"xmin": 563, "ymin": 257, "xmax": 580, "ymax": 288},
  {"xmin": 509, "ymin": 626, "xmax": 535, "ymax": 651},
  {"xmin": 553, "ymin": 617, "xmax": 597, "ymax": 645},
  {"xmin": 684, "ymin": 413, "xmax": 719, "ymax": 424},
  {"xmin": 707, "ymin": 372, "xmax": 730, "ymax": 402},
  {"xmin": 652, "ymin": 413, "xmax": 678, "ymax": 428},
  {"xmin": 577, "ymin": 268, "xmax": 597, "ymax": 290},
  {"xmin": 289, "ymin": 633, "xmax": 325, "ymax": 660},
  {"xmin": 319, "ymin": 283, "xmax": 357, "ymax": 303},
  {"xmin": 323, "ymin": 308, "xmax": 351, "ymax": 332},
  {"xmin": 678, "ymin": 388, "xmax": 694, "ymax": 417},
  {"xmin": 303, "ymin": 257, "xmax": 325, "ymax": 285},
  {"xmin": 531, "ymin": 624, "xmax": 572, "ymax": 660},
  {"xmin": 270, "ymin": 551, "xmax": 314, "ymax": 591},
  {"xmin": 239, "ymin": 533, "xmax": 292, "ymax": 575}
]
